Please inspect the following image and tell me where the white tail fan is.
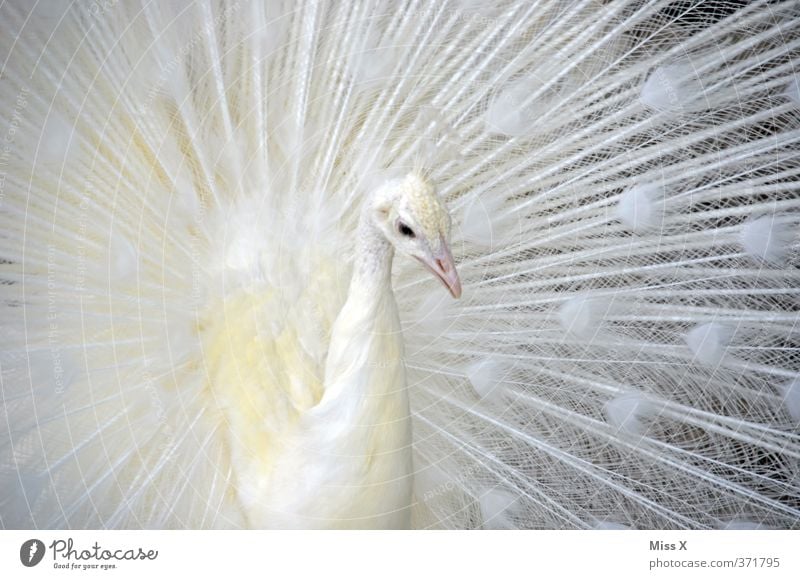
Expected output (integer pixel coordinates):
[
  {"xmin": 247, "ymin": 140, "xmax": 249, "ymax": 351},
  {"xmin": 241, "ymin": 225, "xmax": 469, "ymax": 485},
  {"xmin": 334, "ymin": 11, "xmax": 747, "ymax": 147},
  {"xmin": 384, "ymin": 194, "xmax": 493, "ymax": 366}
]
[{"xmin": 1, "ymin": 0, "xmax": 799, "ymax": 529}]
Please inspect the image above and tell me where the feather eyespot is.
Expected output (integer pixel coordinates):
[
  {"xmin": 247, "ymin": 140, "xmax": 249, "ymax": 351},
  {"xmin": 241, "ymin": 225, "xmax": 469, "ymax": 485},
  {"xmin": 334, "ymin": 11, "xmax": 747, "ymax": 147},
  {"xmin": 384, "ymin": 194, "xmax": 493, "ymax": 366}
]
[{"xmin": 398, "ymin": 222, "xmax": 416, "ymax": 238}]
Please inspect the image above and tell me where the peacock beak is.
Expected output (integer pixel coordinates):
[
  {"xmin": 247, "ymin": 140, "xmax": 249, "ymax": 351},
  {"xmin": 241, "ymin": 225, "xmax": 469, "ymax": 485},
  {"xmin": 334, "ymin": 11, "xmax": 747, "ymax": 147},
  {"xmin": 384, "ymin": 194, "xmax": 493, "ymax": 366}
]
[{"xmin": 417, "ymin": 241, "xmax": 462, "ymax": 299}]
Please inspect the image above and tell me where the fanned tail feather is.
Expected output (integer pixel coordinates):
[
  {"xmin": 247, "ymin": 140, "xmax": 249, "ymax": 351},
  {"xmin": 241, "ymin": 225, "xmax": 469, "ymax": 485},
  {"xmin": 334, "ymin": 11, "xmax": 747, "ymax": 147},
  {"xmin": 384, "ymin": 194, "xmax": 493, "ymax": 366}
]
[{"xmin": 1, "ymin": 0, "xmax": 798, "ymax": 529}]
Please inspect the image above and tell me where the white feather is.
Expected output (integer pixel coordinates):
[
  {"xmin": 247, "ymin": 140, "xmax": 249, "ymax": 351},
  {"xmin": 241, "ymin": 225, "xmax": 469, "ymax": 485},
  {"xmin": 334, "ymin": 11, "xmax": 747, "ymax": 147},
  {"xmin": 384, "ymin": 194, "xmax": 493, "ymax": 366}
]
[
  {"xmin": 485, "ymin": 82, "xmax": 534, "ymax": 138},
  {"xmin": 616, "ymin": 184, "xmax": 666, "ymax": 233},
  {"xmin": 641, "ymin": 61, "xmax": 703, "ymax": 112},
  {"xmin": 605, "ymin": 393, "xmax": 655, "ymax": 436},
  {"xmin": 461, "ymin": 195, "xmax": 511, "ymax": 248},
  {"xmin": 479, "ymin": 488, "xmax": 519, "ymax": 530},
  {"xmin": 740, "ymin": 214, "xmax": 795, "ymax": 265},
  {"xmin": 685, "ymin": 323, "xmax": 734, "ymax": 366},
  {"xmin": 466, "ymin": 358, "xmax": 507, "ymax": 401},
  {"xmin": 558, "ymin": 295, "xmax": 604, "ymax": 338},
  {"xmin": 485, "ymin": 69, "xmax": 563, "ymax": 138}
]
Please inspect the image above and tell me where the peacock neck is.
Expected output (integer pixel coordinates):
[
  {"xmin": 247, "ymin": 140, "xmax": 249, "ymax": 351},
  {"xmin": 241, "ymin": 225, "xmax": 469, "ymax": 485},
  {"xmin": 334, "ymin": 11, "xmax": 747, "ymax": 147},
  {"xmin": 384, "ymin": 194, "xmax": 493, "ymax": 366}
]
[
  {"xmin": 349, "ymin": 205, "xmax": 395, "ymax": 299},
  {"xmin": 316, "ymin": 200, "xmax": 406, "ymax": 407}
]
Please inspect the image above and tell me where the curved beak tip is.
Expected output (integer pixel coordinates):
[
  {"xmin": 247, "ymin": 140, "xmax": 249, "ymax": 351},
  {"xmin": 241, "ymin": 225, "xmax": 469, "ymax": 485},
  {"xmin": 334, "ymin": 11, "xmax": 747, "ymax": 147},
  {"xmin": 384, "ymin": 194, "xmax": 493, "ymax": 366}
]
[
  {"xmin": 449, "ymin": 276, "xmax": 462, "ymax": 299},
  {"xmin": 421, "ymin": 244, "xmax": 462, "ymax": 299}
]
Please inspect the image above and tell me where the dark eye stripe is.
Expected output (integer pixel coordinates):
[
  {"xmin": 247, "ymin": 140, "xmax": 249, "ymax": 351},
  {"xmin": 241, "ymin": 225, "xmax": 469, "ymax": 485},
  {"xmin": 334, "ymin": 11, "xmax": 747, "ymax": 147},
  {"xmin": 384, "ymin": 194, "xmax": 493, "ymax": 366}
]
[{"xmin": 398, "ymin": 222, "xmax": 415, "ymax": 238}]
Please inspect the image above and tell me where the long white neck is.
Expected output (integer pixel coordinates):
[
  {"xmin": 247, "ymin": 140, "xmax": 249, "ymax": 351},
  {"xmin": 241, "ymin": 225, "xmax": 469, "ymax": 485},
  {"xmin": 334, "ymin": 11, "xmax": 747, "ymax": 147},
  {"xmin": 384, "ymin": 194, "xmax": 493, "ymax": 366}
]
[
  {"xmin": 295, "ymin": 200, "xmax": 412, "ymax": 529},
  {"xmin": 349, "ymin": 204, "xmax": 394, "ymax": 299},
  {"xmin": 319, "ymin": 203, "xmax": 401, "ymax": 404}
]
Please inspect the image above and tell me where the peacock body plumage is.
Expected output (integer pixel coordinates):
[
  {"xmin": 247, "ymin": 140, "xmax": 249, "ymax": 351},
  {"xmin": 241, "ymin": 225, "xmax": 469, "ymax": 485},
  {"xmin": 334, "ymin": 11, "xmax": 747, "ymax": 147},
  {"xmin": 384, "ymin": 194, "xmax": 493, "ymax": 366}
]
[{"xmin": 1, "ymin": 0, "xmax": 799, "ymax": 529}]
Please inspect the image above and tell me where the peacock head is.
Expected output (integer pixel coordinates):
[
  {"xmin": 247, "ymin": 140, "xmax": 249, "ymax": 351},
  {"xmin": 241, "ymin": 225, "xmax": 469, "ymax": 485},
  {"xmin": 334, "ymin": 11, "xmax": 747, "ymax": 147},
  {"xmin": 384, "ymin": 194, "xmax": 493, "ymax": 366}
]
[{"xmin": 372, "ymin": 172, "xmax": 461, "ymax": 298}]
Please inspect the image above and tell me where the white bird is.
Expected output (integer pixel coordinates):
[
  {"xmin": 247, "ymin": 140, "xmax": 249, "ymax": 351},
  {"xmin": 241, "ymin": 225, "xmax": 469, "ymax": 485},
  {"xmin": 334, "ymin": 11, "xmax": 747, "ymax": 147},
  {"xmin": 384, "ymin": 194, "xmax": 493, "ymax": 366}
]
[
  {"xmin": 1, "ymin": 0, "xmax": 799, "ymax": 530},
  {"xmin": 213, "ymin": 172, "xmax": 459, "ymax": 528}
]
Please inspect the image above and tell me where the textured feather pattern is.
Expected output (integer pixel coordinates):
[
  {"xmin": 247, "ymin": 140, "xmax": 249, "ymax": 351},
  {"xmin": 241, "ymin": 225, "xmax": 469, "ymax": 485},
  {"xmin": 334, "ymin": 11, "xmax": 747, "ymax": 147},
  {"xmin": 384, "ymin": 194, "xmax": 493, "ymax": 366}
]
[{"xmin": 1, "ymin": 0, "xmax": 799, "ymax": 529}]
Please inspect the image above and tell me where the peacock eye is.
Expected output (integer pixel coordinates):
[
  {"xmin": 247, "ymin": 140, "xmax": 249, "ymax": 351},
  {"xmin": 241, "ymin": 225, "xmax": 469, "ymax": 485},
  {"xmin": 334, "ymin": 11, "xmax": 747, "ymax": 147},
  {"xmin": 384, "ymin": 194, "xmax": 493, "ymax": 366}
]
[{"xmin": 398, "ymin": 222, "xmax": 416, "ymax": 238}]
